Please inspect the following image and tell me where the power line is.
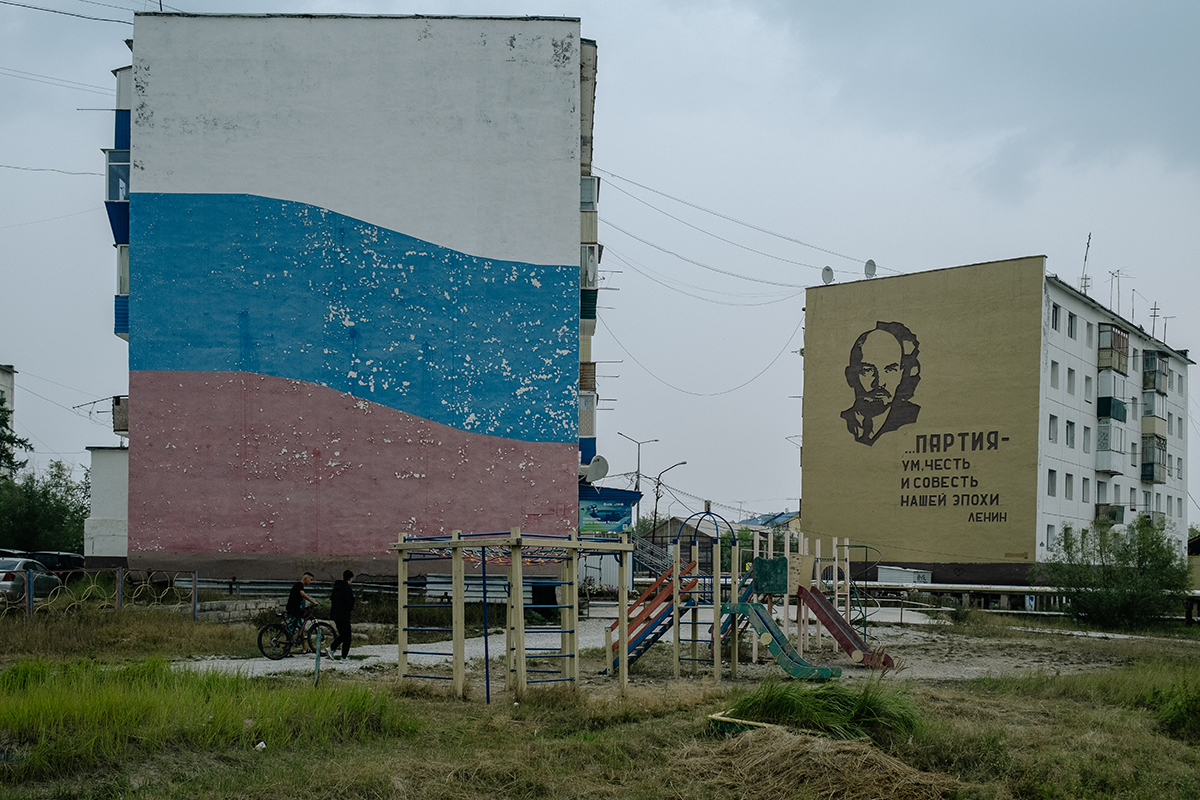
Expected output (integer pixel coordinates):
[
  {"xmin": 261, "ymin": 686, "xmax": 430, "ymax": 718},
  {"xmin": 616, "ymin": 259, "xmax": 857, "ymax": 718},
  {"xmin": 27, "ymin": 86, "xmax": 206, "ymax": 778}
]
[
  {"xmin": 0, "ymin": 0, "xmax": 132, "ymax": 23},
  {"xmin": 0, "ymin": 163, "xmax": 102, "ymax": 176},
  {"xmin": 602, "ymin": 218, "xmax": 808, "ymax": 289},
  {"xmin": 596, "ymin": 311, "xmax": 804, "ymax": 397},
  {"xmin": 603, "ymin": 179, "xmax": 834, "ymax": 273},
  {"xmin": 595, "ymin": 166, "xmax": 895, "ymax": 273},
  {"xmin": 0, "ymin": 206, "xmax": 103, "ymax": 230},
  {"xmin": 605, "ymin": 247, "xmax": 804, "ymax": 307},
  {"xmin": 0, "ymin": 65, "xmax": 113, "ymax": 93}
]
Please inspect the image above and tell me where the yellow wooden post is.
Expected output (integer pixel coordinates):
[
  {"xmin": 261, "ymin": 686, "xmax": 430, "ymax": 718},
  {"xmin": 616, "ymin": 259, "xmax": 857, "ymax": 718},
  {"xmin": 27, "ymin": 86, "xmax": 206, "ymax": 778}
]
[
  {"xmin": 671, "ymin": 535, "xmax": 681, "ymax": 679},
  {"xmin": 617, "ymin": 531, "xmax": 629, "ymax": 695},
  {"xmin": 510, "ymin": 527, "xmax": 526, "ymax": 697},
  {"xmin": 730, "ymin": 538, "xmax": 739, "ymax": 679},
  {"xmin": 751, "ymin": 530, "xmax": 760, "ymax": 664}
]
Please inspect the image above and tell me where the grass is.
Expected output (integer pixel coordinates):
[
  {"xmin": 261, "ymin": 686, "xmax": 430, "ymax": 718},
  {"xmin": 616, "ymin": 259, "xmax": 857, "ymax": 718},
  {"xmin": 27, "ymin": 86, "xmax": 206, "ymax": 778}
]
[
  {"xmin": 0, "ymin": 657, "xmax": 420, "ymax": 783},
  {"xmin": 5, "ymin": 610, "xmax": 1200, "ymax": 798},
  {"xmin": 725, "ymin": 678, "xmax": 919, "ymax": 743}
]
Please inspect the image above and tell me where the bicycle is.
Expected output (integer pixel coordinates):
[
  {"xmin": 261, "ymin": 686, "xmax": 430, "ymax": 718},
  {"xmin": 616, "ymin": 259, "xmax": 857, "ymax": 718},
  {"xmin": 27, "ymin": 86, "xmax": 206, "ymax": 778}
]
[{"xmin": 257, "ymin": 606, "xmax": 337, "ymax": 660}]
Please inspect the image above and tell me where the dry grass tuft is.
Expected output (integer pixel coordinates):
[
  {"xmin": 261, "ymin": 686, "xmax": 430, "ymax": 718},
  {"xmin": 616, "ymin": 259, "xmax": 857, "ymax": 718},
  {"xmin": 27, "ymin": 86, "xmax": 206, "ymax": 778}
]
[{"xmin": 679, "ymin": 726, "xmax": 964, "ymax": 800}]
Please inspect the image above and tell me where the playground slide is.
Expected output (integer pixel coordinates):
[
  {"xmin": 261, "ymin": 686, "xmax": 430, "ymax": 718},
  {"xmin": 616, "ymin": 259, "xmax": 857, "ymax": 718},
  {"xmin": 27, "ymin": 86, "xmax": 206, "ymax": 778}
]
[
  {"xmin": 796, "ymin": 586, "xmax": 894, "ymax": 670},
  {"xmin": 726, "ymin": 602, "xmax": 841, "ymax": 680}
]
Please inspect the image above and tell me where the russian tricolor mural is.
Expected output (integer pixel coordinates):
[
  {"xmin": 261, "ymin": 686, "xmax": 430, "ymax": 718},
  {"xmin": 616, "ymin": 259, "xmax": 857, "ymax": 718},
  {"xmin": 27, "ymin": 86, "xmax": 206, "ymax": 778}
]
[{"xmin": 127, "ymin": 15, "xmax": 584, "ymax": 575}]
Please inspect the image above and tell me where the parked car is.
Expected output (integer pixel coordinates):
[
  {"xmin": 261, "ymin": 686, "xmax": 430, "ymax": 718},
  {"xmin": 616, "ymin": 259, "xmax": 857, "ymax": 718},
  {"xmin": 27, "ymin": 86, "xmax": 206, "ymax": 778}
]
[
  {"xmin": 0, "ymin": 548, "xmax": 27, "ymax": 559},
  {"xmin": 28, "ymin": 551, "xmax": 85, "ymax": 571},
  {"xmin": 0, "ymin": 558, "xmax": 63, "ymax": 601}
]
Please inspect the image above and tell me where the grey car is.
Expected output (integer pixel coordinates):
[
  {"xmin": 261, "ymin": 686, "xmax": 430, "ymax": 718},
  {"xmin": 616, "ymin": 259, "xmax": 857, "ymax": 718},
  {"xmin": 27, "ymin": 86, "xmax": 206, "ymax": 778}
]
[{"xmin": 0, "ymin": 558, "xmax": 63, "ymax": 601}]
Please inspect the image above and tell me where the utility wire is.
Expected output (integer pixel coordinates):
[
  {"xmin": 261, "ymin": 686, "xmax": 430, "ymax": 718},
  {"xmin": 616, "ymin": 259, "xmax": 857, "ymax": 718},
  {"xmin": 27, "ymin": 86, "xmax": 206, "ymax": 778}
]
[
  {"xmin": 0, "ymin": 163, "xmax": 102, "ymax": 176},
  {"xmin": 603, "ymin": 179, "xmax": 835, "ymax": 273},
  {"xmin": 605, "ymin": 247, "xmax": 804, "ymax": 307},
  {"xmin": 0, "ymin": 65, "xmax": 114, "ymax": 94},
  {"xmin": 595, "ymin": 166, "xmax": 895, "ymax": 273},
  {"xmin": 602, "ymin": 218, "xmax": 808, "ymax": 289},
  {"xmin": 597, "ymin": 311, "xmax": 803, "ymax": 397},
  {"xmin": 0, "ymin": 0, "xmax": 132, "ymax": 23},
  {"xmin": 0, "ymin": 206, "xmax": 103, "ymax": 230}
]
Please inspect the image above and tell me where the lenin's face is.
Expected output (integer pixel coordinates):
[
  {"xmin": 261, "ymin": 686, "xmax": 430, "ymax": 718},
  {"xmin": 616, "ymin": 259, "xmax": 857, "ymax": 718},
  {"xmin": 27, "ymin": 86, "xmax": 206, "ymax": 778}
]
[{"xmin": 854, "ymin": 330, "xmax": 903, "ymax": 409}]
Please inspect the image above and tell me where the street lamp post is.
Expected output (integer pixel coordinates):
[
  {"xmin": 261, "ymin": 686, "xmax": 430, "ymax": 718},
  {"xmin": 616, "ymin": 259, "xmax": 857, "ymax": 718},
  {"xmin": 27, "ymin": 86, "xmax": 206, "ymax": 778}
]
[
  {"xmin": 651, "ymin": 461, "xmax": 687, "ymax": 535},
  {"xmin": 617, "ymin": 431, "xmax": 657, "ymax": 525}
]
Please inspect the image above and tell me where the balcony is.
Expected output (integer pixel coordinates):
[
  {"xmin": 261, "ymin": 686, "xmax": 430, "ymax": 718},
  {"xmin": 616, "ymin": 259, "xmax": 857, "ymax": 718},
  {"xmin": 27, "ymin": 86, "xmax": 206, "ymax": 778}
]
[
  {"xmin": 1097, "ymin": 396, "xmax": 1127, "ymax": 422},
  {"xmin": 1141, "ymin": 462, "xmax": 1166, "ymax": 483},
  {"xmin": 1143, "ymin": 350, "xmax": 1169, "ymax": 394},
  {"xmin": 114, "ymin": 295, "xmax": 129, "ymax": 340},
  {"xmin": 1094, "ymin": 503, "xmax": 1126, "ymax": 524},
  {"xmin": 1094, "ymin": 449, "xmax": 1125, "ymax": 475},
  {"xmin": 112, "ymin": 395, "xmax": 128, "ymax": 436},
  {"xmin": 1098, "ymin": 323, "xmax": 1129, "ymax": 375}
]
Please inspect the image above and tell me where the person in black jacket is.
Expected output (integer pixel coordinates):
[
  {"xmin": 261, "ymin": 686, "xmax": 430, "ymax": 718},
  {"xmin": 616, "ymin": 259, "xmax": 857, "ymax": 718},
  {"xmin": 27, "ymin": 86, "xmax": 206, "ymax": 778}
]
[{"xmin": 329, "ymin": 569, "xmax": 355, "ymax": 659}]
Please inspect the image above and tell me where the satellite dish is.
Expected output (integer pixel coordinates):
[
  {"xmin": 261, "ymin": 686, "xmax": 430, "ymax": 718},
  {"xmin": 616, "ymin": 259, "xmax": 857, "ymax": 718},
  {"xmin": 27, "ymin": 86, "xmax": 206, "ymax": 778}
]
[
  {"xmin": 864, "ymin": 259, "xmax": 876, "ymax": 279},
  {"xmin": 583, "ymin": 454, "xmax": 609, "ymax": 483},
  {"xmin": 821, "ymin": 266, "xmax": 834, "ymax": 285}
]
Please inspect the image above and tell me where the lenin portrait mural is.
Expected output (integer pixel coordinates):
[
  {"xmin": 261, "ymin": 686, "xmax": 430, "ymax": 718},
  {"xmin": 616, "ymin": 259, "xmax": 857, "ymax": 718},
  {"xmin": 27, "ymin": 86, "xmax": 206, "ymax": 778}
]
[{"xmin": 841, "ymin": 321, "xmax": 920, "ymax": 446}]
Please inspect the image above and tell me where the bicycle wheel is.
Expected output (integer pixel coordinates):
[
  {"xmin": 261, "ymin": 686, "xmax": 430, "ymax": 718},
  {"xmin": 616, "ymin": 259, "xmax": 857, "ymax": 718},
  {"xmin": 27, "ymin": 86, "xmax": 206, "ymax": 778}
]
[
  {"xmin": 258, "ymin": 622, "xmax": 292, "ymax": 660},
  {"xmin": 307, "ymin": 621, "xmax": 337, "ymax": 654}
]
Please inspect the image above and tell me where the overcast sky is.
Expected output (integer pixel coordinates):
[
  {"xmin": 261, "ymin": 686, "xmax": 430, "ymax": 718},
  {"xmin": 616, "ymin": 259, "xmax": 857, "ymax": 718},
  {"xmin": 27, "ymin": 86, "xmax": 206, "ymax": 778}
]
[{"xmin": 3, "ymin": 1, "xmax": 1198, "ymax": 526}]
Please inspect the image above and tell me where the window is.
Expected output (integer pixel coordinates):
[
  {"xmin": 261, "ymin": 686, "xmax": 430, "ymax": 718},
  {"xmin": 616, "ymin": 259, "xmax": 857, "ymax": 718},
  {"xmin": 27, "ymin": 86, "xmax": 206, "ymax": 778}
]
[
  {"xmin": 1049, "ymin": 415, "xmax": 1058, "ymax": 442},
  {"xmin": 1085, "ymin": 375, "xmax": 1093, "ymax": 402},
  {"xmin": 1167, "ymin": 495, "xmax": 1173, "ymax": 516},
  {"xmin": 1131, "ymin": 441, "xmax": 1138, "ymax": 467},
  {"xmin": 1047, "ymin": 469, "xmax": 1057, "ymax": 497},
  {"xmin": 1068, "ymin": 312, "xmax": 1077, "ymax": 339},
  {"xmin": 1065, "ymin": 473, "xmax": 1074, "ymax": 500},
  {"xmin": 1143, "ymin": 491, "xmax": 1151, "ymax": 511},
  {"xmin": 1130, "ymin": 487, "xmax": 1137, "ymax": 507},
  {"xmin": 1178, "ymin": 457, "xmax": 1183, "ymax": 478},
  {"xmin": 1047, "ymin": 524, "xmax": 1056, "ymax": 548},
  {"xmin": 1066, "ymin": 420, "xmax": 1075, "ymax": 449},
  {"xmin": 1067, "ymin": 368, "xmax": 1076, "ymax": 395},
  {"xmin": 1132, "ymin": 347, "xmax": 1139, "ymax": 370},
  {"xmin": 1083, "ymin": 426, "xmax": 1091, "ymax": 453},
  {"xmin": 1083, "ymin": 477, "xmax": 1090, "ymax": 503},
  {"xmin": 1168, "ymin": 412, "xmax": 1173, "ymax": 436},
  {"xmin": 1169, "ymin": 370, "xmax": 1175, "ymax": 391},
  {"xmin": 1052, "ymin": 304, "xmax": 1061, "ymax": 331},
  {"xmin": 1097, "ymin": 480, "xmax": 1107, "ymax": 503},
  {"xmin": 1179, "ymin": 375, "xmax": 1185, "ymax": 394},
  {"xmin": 104, "ymin": 149, "xmax": 130, "ymax": 202},
  {"xmin": 1086, "ymin": 322, "xmax": 1094, "ymax": 347},
  {"xmin": 1050, "ymin": 361, "xmax": 1060, "ymax": 389},
  {"xmin": 1155, "ymin": 493, "xmax": 1162, "ymax": 512},
  {"xmin": 1179, "ymin": 497, "xmax": 1184, "ymax": 517}
]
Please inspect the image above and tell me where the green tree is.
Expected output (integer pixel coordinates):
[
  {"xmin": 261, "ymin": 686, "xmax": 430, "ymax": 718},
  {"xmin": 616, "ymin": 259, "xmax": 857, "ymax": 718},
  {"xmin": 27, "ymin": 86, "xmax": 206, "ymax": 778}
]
[
  {"xmin": 0, "ymin": 404, "xmax": 33, "ymax": 475},
  {"xmin": 1033, "ymin": 515, "xmax": 1191, "ymax": 629},
  {"xmin": 0, "ymin": 460, "xmax": 90, "ymax": 553}
]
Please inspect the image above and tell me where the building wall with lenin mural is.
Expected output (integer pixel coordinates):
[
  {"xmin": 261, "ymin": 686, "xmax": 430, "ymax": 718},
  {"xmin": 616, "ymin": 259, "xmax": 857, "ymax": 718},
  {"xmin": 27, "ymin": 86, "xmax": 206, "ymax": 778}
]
[
  {"xmin": 801, "ymin": 256, "xmax": 1046, "ymax": 583},
  {"xmin": 124, "ymin": 15, "xmax": 585, "ymax": 579}
]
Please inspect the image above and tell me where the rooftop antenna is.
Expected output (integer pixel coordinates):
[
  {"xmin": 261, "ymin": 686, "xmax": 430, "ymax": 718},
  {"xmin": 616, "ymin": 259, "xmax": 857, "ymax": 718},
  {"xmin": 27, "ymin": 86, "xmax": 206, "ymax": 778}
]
[
  {"xmin": 864, "ymin": 259, "xmax": 877, "ymax": 279},
  {"xmin": 1080, "ymin": 232, "xmax": 1091, "ymax": 294},
  {"xmin": 1107, "ymin": 269, "xmax": 1130, "ymax": 315},
  {"xmin": 1150, "ymin": 302, "xmax": 1161, "ymax": 338},
  {"xmin": 1162, "ymin": 315, "xmax": 1175, "ymax": 343},
  {"xmin": 821, "ymin": 266, "xmax": 834, "ymax": 285}
]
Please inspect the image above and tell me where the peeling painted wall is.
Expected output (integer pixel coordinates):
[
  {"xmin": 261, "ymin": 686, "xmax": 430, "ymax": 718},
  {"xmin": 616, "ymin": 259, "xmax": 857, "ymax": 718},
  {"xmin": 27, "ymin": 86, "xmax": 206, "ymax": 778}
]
[{"xmin": 128, "ymin": 15, "xmax": 582, "ymax": 572}]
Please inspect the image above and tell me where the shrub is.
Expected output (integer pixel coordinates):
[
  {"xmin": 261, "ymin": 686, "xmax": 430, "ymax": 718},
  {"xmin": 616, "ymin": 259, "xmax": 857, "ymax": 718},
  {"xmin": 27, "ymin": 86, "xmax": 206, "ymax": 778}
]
[{"xmin": 1032, "ymin": 515, "xmax": 1191, "ymax": 629}]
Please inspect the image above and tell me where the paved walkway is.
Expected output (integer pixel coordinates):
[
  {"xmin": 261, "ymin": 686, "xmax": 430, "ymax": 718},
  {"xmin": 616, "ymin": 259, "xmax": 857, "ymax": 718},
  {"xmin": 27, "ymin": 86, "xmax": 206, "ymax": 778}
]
[{"xmin": 182, "ymin": 606, "xmax": 941, "ymax": 678}]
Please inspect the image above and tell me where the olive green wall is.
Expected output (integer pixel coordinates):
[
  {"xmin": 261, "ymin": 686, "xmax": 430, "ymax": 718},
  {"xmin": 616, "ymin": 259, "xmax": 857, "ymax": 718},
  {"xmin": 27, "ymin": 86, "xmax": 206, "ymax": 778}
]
[{"xmin": 802, "ymin": 256, "xmax": 1045, "ymax": 566}]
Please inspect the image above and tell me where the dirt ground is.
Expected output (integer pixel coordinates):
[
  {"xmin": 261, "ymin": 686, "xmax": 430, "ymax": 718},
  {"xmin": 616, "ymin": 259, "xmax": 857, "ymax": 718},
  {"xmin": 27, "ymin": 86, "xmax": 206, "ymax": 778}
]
[{"xmin": 564, "ymin": 621, "xmax": 1167, "ymax": 694}]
